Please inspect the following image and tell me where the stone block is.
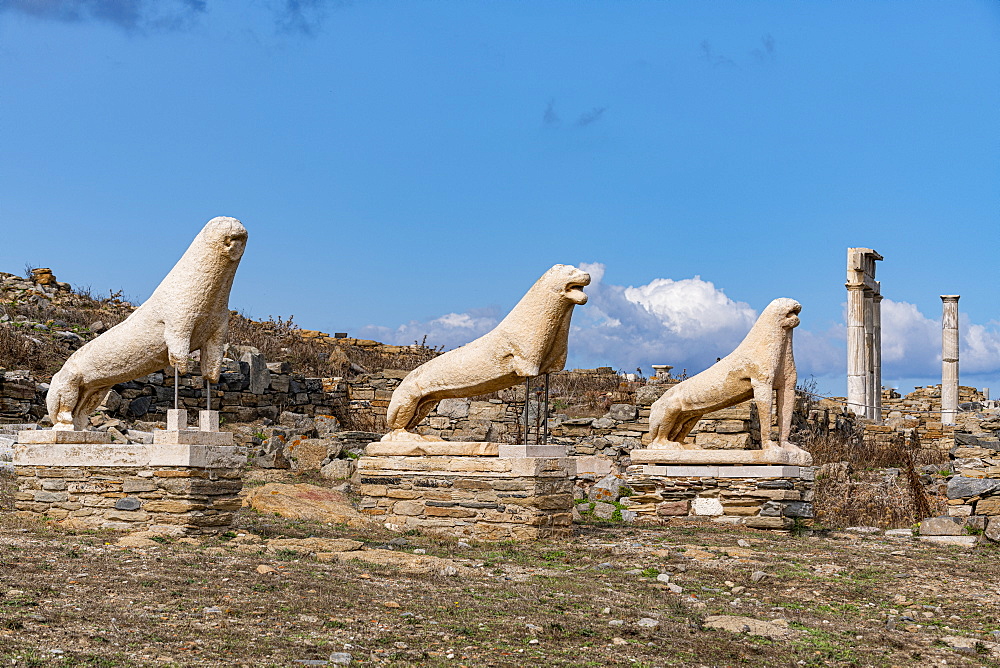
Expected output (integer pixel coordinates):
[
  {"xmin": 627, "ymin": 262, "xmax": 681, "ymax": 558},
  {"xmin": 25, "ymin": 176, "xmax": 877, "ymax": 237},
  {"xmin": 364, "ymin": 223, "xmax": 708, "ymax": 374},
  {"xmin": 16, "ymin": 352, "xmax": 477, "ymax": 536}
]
[
  {"xmin": 947, "ymin": 476, "xmax": 1000, "ymax": 499},
  {"xmin": 468, "ymin": 401, "xmax": 503, "ymax": 421},
  {"xmin": 694, "ymin": 432, "xmax": 752, "ymax": 449},
  {"xmin": 781, "ymin": 501, "xmax": 814, "ymax": 518},
  {"xmin": 18, "ymin": 430, "xmax": 111, "ymax": 445},
  {"xmin": 918, "ymin": 535, "xmax": 982, "ymax": 547},
  {"xmin": 320, "ymin": 459, "xmax": 355, "ymax": 480},
  {"xmin": 366, "ymin": 441, "xmax": 500, "ymax": 457},
  {"xmin": 436, "ymin": 399, "xmax": 470, "ymax": 419},
  {"xmin": 920, "ymin": 516, "xmax": 966, "ymax": 536},
  {"xmin": 605, "ymin": 404, "xmax": 637, "ymax": 421},
  {"xmin": 744, "ymin": 516, "xmax": 793, "ymax": 530},
  {"xmin": 975, "ymin": 496, "xmax": 1000, "ymax": 515},
  {"xmin": 691, "ymin": 497, "xmax": 724, "ymax": 516},
  {"xmin": 656, "ymin": 500, "xmax": 689, "ymax": 516},
  {"xmin": 286, "ymin": 438, "xmax": 330, "ymax": 471},
  {"xmin": 498, "ymin": 445, "xmax": 567, "ymax": 458}
]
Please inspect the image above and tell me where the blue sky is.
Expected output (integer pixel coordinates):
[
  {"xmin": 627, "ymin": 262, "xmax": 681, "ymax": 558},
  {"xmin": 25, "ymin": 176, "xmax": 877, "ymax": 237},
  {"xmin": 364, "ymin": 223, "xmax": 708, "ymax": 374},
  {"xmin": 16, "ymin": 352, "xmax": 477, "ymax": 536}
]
[{"xmin": 1, "ymin": 1, "xmax": 998, "ymax": 397}]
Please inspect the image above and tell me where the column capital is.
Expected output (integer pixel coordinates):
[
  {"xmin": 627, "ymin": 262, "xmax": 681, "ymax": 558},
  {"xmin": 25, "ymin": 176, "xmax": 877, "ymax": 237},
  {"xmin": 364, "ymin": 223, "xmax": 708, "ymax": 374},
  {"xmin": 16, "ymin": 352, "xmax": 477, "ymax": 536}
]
[
  {"xmin": 940, "ymin": 295, "xmax": 960, "ymax": 303},
  {"xmin": 845, "ymin": 283, "xmax": 867, "ymax": 292}
]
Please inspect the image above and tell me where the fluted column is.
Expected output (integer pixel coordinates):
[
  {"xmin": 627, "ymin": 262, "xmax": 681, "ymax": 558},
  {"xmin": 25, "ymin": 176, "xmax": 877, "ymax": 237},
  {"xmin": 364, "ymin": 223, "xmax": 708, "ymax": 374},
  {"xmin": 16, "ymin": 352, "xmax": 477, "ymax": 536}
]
[
  {"xmin": 941, "ymin": 295, "xmax": 960, "ymax": 425},
  {"xmin": 846, "ymin": 284, "xmax": 868, "ymax": 417},
  {"xmin": 863, "ymin": 288, "xmax": 875, "ymax": 419},
  {"xmin": 872, "ymin": 291, "xmax": 883, "ymax": 424}
]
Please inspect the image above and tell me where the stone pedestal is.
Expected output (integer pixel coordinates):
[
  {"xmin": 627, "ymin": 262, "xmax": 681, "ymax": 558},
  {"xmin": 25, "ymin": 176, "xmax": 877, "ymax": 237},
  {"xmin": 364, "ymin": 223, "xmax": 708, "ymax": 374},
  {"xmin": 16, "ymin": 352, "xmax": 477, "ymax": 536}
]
[
  {"xmin": 629, "ymin": 446, "xmax": 812, "ymax": 466},
  {"xmin": 625, "ymin": 463, "xmax": 815, "ymax": 530},
  {"xmin": 12, "ymin": 410, "xmax": 245, "ymax": 534},
  {"xmin": 357, "ymin": 440, "xmax": 575, "ymax": 541}
]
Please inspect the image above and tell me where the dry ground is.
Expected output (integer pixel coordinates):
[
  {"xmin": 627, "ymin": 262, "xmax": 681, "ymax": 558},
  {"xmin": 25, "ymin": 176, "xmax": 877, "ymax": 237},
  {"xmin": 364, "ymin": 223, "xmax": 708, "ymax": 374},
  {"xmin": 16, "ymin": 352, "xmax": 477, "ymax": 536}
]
[{"xmin": 2, "ymin": 471, "xmax": 999, "ymax": 667}]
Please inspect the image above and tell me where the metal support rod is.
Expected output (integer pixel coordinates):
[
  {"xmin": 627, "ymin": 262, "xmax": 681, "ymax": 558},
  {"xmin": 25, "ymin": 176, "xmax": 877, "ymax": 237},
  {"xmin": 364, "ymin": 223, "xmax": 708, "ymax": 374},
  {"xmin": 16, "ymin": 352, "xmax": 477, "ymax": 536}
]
[
  {"xmin": 543, "ymin": 373, "xmax": 550, "ymax": 445},
  {"xmin": 523, "ymin": 377, "xmax": 530, "ymax": 445},
  {"xmin": 174, "ymin": 367, "xmax": 179, "ymax": 410},
  {"xmin": 205, "ymin": 379, "xmax": 211, "ymax": 412},
  {"xmin": 534, "ymin": 388, "xmax": 540, "ymax": 445}
]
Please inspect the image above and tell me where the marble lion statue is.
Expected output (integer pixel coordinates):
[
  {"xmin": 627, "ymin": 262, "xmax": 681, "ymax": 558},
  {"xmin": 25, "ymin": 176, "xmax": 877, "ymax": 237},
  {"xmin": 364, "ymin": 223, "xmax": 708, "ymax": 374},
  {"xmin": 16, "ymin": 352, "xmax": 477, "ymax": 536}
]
[
  {"xmin": 647, "ymin": 297, "xmax": 805, "ymax": 456},
  {"xmin": 46, "ymin": 217, "xmax": 248, "ymax": 431},
  {"xmin": 382, "ymin": 264, "xmax": 591, "ymax": 441}
]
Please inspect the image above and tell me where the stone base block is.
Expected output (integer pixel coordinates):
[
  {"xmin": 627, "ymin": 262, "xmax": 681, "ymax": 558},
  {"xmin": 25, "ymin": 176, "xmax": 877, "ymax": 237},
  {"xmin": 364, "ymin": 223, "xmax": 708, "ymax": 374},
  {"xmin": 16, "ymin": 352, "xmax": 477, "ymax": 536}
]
[
  {"xmin": 14, "ymin": 442, "xmax": 245, "ymax": 468},
  {"xmin": 365, "ymin": 441, "xmax": 500, "ymax": 457},
  {"xmin": 630, "ymin": 446, "xmax": 812, "ymax": 466},
  {"xmin": 153, "ymin": 430, "xmax": 234, "ymax": 446},
  {"xmin": 357, "ymin": 454, "xmax": 574, "ymax": 541},
  {"xmin": 624, "ymin": 464, "xmax": 814, "ymax": 531},
  {"xmin": 13, "ymin": 437, "xmax": 245, "ymax": 535},
  {"xmin": 18, "ymin": 430, "xmax": 111, "ymax": 445},
  {"xmin": 498, "ymin": 444, "xmax": 567, "ymax": 458}
]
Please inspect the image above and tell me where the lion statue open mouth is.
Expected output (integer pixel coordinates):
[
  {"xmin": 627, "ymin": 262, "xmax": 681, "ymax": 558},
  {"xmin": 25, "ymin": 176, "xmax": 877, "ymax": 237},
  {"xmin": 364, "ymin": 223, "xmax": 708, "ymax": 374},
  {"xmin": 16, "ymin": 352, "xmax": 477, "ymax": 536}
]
[
  {"xmin": 381, "ymin": 264, "xmax": 591, "ymax": 441},
  {"xmin": 647, "ymin": 297, "xmax": 806, "ymax": 457}
]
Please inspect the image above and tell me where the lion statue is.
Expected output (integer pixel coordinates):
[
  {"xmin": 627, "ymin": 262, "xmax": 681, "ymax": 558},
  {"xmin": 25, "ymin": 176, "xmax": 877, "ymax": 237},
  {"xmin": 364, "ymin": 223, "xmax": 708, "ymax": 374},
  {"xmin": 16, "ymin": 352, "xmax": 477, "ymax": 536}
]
[
  {"xmin": 647, "ymin": 297, "xmax": 805, "ymax": 457},
  {"xmin": 47, "ymin": 217, "xmax": 248, "ymax": 431},
  {"xmin": 382, "ymin": 264, "xmax": 591, "ymax": 441}
]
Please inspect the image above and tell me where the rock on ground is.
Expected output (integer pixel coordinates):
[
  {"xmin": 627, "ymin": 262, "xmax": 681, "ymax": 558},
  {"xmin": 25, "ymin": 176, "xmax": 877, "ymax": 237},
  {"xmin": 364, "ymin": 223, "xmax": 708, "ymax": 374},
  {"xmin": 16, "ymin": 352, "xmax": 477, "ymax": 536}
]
[
  {"xmin": 316, "ymin": 548, "xmax": 466, "ymax": 576},
  {"xmin": 243, "ymin": 483, "xmax": 369, "ymax": 527},
  {"xmin": 703, "ymin": 615, "xmax": 792, "ymax": 640}
]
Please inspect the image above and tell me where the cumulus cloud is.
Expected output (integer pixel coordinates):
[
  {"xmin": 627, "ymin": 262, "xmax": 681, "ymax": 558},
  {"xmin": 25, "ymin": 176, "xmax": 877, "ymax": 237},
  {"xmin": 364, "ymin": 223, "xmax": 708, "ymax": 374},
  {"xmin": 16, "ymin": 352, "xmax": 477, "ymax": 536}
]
[
  {"xmin": 358, "ymin": 307, "xmax": 500, "ymax": 351},
  {"xmin": 360, "ymin": 268, "xmax": 1000, "ymax": 391},
  {"xmin": 363, "ymin": 263, "xmax": 763, "ymax": 376},
  {"xmin": 877, "ymin": 299, "xmax": 1000, "ymax": 379}
]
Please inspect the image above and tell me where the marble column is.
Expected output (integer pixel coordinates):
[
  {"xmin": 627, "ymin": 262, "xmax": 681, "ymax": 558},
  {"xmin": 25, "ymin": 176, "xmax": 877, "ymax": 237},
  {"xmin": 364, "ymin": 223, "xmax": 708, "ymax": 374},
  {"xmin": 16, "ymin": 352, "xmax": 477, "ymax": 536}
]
[
  {"xmin": 846, "ymin": 284, "xmax": 868, "ymax": 417},
  {"xmin": 872, "ymin": 291, "xmax": 883, "ymax": 423},
  {"xmin": 941, "ymin": 295, "xmax": 960, "ymax": 426}
]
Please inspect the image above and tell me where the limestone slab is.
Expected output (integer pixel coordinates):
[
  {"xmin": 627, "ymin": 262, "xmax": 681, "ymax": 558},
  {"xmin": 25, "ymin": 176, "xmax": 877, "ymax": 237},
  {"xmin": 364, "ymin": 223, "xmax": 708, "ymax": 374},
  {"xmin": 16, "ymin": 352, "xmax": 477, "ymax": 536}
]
[
  {"xmin": 14, "ymin": 442, "xmax": 244, "ymax": 468},
  {"xmin": 15, "ymin": 443, "xmax": 153, "ymax": 467},
  {"xmin": 498, "ymin": 444, "xmax": 567, "ymax": 458},
  {"xmin": 917, "ymin": 535, "xmax": 982, "ymax": 547},
  {"xmin": 715, "ymin": 466, "xmax": 802, "ymax": 478},
  {"xmin": 147, "ymin": 445, "xmax": 246, "ymax": 468},
  {"xmin": 574, "ymin": 456, "xmax": 614, "ymax": 476},
  {"xmin": 365, "ymin": 441, "xmax": 500, "ymax": 457},
  {"xmin": 630, "ymin": 448, "xmax": 811, "ymax": 466},
  {"xmin": 18, "ymin": 430, "xmax": 111, "ymax": 445}
]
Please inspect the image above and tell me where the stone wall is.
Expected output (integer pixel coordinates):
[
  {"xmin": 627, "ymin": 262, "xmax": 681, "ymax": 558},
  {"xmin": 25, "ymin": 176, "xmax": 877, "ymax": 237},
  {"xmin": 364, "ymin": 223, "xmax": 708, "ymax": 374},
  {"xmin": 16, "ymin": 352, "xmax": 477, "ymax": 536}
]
[
  {"xmin": 623, "ymin": 465, "xmax": 815, "ymax": 529},
  {"xmin": 356, "ymin": 455, "xmax": 575, "ymax": 540},
  {"xmin": 13, "ymin": 464, "xmax": 243, "ymax": 534},
  {"xmin": 0, "ymin": 357, "xmax": 350, "ymax": 428}
]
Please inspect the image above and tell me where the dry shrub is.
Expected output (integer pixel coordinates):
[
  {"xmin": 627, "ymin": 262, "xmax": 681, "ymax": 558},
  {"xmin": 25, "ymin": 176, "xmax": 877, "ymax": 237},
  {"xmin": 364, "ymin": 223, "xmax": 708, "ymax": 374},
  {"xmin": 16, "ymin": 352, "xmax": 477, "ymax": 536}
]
[
  {"xmin": 547, "ymin": 371, "xmax": 640, "ymax": 415},
  {"xmin": 346, "ymin": 343, "xmax": 440, "ymax": 374},
  {"xmin": 339, "ymin": 410, "xmax": 388, "ymax": 433},
  {"xmin": 0, "ymin": 470, "xmax": 13, "ymax": 511},
  {"xmin": 803, "ymin": 424, "xmax": 947, "ymax": 529},
  {"xmin": 226, "ymin": 314, "xmax": 441, "ymax": 378},
  {"xmin": 0, "ymin": 323, "xmax": 68, "ymax": 376}
]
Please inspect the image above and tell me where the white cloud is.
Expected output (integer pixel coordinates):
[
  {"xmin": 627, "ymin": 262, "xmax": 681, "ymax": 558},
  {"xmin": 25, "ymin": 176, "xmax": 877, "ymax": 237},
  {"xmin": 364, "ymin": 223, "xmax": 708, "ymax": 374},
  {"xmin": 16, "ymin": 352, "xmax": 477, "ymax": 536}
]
[
  {"xmin": 569, "ymin": 265, "xmax": 761, "ymax": 374},
  {"xmin": 359, "ymin": 307, "xmax": 500, "ymax": 350},
  {"xmin": 360, "ymin": 266, "xmax": 1000, "ymax": 391}
]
